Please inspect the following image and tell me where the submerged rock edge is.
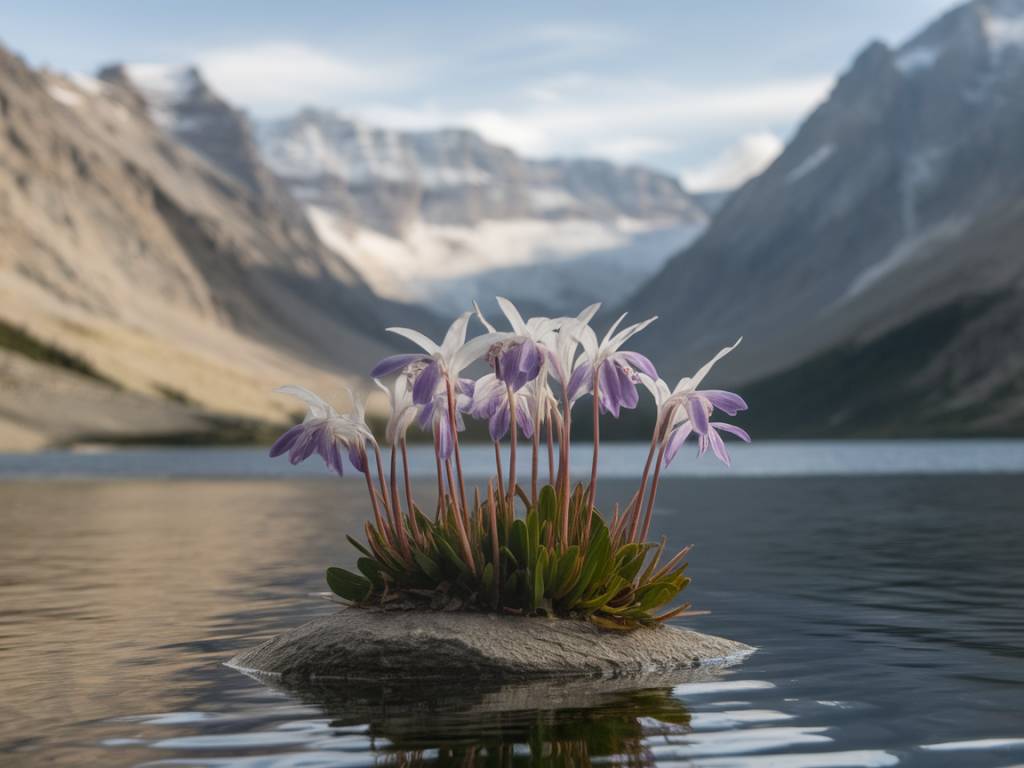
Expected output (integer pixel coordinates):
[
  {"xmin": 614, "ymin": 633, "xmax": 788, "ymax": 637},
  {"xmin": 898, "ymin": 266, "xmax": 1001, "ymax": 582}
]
[{"xmin": 228, "ymin": 608, "xmax": 754, "ymax": 681}]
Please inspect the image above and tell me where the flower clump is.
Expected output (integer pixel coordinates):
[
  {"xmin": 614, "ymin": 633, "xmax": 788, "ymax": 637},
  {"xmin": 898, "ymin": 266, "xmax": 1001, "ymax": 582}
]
[{"xmin": 271, "ymin": 299, "xmax": 749, "ymax": 629}]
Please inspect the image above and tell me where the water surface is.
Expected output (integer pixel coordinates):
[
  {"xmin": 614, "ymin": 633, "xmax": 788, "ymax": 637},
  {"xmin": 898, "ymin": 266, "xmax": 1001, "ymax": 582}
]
[{"xmin": 1, "ymin": 443, "xmax": 1022, "ymax": 766}]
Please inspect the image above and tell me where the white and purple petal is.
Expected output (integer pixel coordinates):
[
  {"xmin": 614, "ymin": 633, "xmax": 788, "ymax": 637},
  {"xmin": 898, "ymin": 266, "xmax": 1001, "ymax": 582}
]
[
  {"xmin": 701, "ymin": 389, "xmax": 748, "ymax": 416},
  {"xmin": 370, "ymin": 353, "xmax": 428, "ymax": 378}
]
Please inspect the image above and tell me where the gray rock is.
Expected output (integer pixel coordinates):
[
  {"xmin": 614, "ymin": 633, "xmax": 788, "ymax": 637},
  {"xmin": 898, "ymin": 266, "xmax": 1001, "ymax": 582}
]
[{"xmin": 229, "ymin": 608, "xmax": 753, "ymax": 681}]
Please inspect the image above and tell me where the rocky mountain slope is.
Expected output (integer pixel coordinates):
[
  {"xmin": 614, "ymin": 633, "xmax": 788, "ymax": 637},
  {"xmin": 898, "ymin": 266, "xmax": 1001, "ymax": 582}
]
[
  {"xmin": 0, "ymin": 47, "xmax": 423, "ymax": 449},
  {"xmin": 254, "ymin": 109, "xmax": 708, "ymax": 313},
  {"xmin": 631, "ymin": 0, "xmax": 1024, "ymax": 435}
]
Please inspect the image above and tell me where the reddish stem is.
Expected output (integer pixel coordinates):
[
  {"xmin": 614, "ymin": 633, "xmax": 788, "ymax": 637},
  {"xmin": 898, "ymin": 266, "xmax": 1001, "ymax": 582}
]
[
  {"xmin": 506, "ymin": 385, "xmax": 518, "ymax": 511},
  {"xmin": 445, "ymin": 378, "xmax": 469, "ymax": 520}
]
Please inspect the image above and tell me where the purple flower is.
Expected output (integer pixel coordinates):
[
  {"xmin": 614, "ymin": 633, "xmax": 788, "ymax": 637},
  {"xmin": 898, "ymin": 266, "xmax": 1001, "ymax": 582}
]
[
  {"xmin": 418, "ymin": 378, "xmax": 474, "ymax": 460},
  {"xmin": 374, "ymin": 312, "xmax": 505, "ymax": 406},
  {"xmin": 491, "ymin": 338, "xmax": 542, "ymax": 391},
  {"xmin": 269, "ymin": 386, "xmax": 375, "ymax": 475},
  {"xmin": 469, "ymin": 374, "xmax": 535, "ymax": 442},
  {"xmin": 664, "ymin": 410, "xmax": 751, "ymax": 468},
  {"xmin": 572, "ymin": 313, "xmax": 658, "ymax": 417},
  {"xmin": 640, "ymin": 339, "xmax": 750, "ymax": 467}
]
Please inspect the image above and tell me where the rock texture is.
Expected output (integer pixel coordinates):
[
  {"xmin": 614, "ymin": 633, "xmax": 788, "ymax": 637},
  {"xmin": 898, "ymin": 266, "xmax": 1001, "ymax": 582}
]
[
  {"xmin": 229, "ymin": 609, "xmax": 752, "ymax": 681},
  {"xmin": 0, "ymin": 46, "xmax": 435, "ymax": 447}
]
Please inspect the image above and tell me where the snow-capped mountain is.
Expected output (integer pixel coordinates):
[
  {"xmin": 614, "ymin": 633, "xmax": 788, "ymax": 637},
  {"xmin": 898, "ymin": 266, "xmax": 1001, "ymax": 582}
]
[
  {"xmin": 0, "ymin": 48, "xmax": 431, "ymax": 449},
  {"xmin": 632, "ymin": 0, "xmax": 1024, "ymax": 435},
  {"xmin": 255, "ymin": 109, "xmax": 708, "ymax": 313}
]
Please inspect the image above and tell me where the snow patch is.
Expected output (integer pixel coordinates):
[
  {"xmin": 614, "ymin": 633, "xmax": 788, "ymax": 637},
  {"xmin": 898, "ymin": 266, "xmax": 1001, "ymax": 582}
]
[
  {"xmin": 529, "ymin": 187, "xmax": 579, "ymax": 212},
  {"xmin": 70, "ymin": 73, "xmax": 105, "ymax": 95},
  {"xmin": 306, "ymin": 206, "xmax": 704, "ymax": 312},
  {"xmin": 124, "ymin": 64, "xmax": 198, "ymax": 130},
  {"xmin": 895, "ymin": 45, "xmax": 941, "ymax": 74},
  {"xmin": 785, "ymin": 144, "xmax": 835, "ymax": 184},
  {"xmin": 983, "ymin": 8, "xmax": 1024, "ymax": 51},
  {"xmin": 260, "ymin": 118, "xmax": 493, "ymax": 187},
  {"xmin": 843, "ymin": 216, "xmax": 973, "ymax": 300},
  {"xmin": 47, "ymin": 83, "xmax": 83, "ymax": 108}
]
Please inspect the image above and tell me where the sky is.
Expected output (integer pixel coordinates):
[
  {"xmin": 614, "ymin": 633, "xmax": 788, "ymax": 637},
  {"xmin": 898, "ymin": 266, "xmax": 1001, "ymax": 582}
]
[{"xmin": 1, "ymin": 0, "xmax": 957, "ymax": 191}]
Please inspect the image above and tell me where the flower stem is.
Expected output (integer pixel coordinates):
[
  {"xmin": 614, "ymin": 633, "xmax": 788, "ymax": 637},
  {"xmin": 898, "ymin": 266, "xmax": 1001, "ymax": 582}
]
[
  {"xmin": 639, "ymin": 442, "xmax": 668, "ymax": 542},
  {"xmin": 493, "ymin": 441, "xmax": 505, "ymax": 506},
  {"xmin": 506, "ymin": 384, "xmax": 518, "ymax": 511},
  {"xmin": 559, "ymin": 388, "xmax": 572, "ymax": 548},
  {"xmin": 364, "ymin": 469, "xmax": 388, "ymax": 543},
  {"xmin": 445, "ymin": 378, "xmax": 469, "ymax": 521},
  {"xmin": 487, "ymin": 479, "xmax": 500, "ymax": 607},
  {"xmin": 584, "ymin": 369, "xmax": 600, "ymax": 540},
  {"xmin": 388, "ymin": 444, "xmax": 410, "ymax": 559},
  {"xmin": 445, "ymin": 458, "xmax": 476, "ymax": 570},
  {"xmin": 372, "ymin": 444, "xmax": 392, "ymax": 521},
  {"xmin": 400, "ymin": 438, "xmax": 420, "ymax": 546},
  {"xmin": 546, "ymin": 403, "xmax": 556, "ymax": 487},
  {"xmin": 433, "ymin": 422, "xmax": 445, "ymax": 521},
  {"xmin": 630, "ymin": 433, "xmax": 659, "ymax": 542}
]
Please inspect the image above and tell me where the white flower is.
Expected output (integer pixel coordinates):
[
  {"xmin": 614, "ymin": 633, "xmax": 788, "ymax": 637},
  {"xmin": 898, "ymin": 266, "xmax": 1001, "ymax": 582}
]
[
  {"xmin": 269, "ymin": 385, "xmax": 375, "ymax": 474},
  {"xmin": 376, "ymin": 312, "xmax": 505, "ymax": 405}
]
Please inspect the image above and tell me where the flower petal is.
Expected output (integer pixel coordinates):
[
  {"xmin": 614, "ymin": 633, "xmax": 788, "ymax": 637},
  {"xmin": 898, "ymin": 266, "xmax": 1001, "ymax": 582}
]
[
  {"xmin": 496, "ymin": 296, "xmax": 529, "ymax": 335},
  {"xmin": 412, "ymin": 360, "xmax": 442, "ymax": 405},
  {"xmin": 712, "ymin": 422, "xmax": 751, "ymax": 442},
  {"xmin": 386, "ymin": 326, "xmax": 440, "ymax": 355},
  {"xmin": 488, "ymin": 406, "xmax": 510, "ymax": 442},
  {"xmin": 707, "ymin": 427, "xmax": 731, "ymax": 466},
  {"xmin": 269, "ymin": 424, "xmax": 305, "ymax": 458},
  {"xmin": 436, "ymin": 419, "xmax": 453, "ymax": 460},
  {"xmin": 664, "ymin": 423, "xmax": 693, "ymax": 467},
  {"xmin": 685, "ymin": 396, "xmax": 709, "ymax": 435},
  {"xmin": 688, "ymin": 338, "xmax": 742, "ymax": 391},
  {"xmin": 515, "ymin": 400, "xmax": 534, "ymax": 438},
  {"xmin": 348, "ymin": 443, "xmax": 367, "ymax": 473},
  {"xmin": 618, "ymin": 351, "xmax": 658, "ymax": 379},
  {"xmin": 567, "ymin": 361, "xmax": 593, "ymax": 402},
  {"xmin": 450, "ymin": 331, "xmax": 507, "ymax": 375},
  {"xmin": 701, "ymin": 389, "xmax": 748, "ymax": 416},
  {"xmin": 599, "ymin": 360, "xmax": 623, "ymax": 417},
  {"xmin": 274, "ymin": 385, "xmax": 332, "ymax": 420},
  {"xmin": 370, "ymin": 353, "xmax": 428, "ymax": 378},
  {"xmin": 440, "ymin": 312, "xmax": 472, "ymax": 360}
]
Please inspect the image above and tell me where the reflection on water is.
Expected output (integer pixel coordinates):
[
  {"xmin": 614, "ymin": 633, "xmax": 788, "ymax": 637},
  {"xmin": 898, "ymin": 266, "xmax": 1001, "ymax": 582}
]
[{"xmin": 1, "ymin": 462, "xmax": 1023, "ymax": 766}]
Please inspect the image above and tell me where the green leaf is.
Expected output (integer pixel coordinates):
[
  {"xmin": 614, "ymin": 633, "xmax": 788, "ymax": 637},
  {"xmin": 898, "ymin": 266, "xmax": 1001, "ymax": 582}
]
[
  {"xmin": 482, "ymin": 562, "xmax": 494, "ymax": 593},
  {"xmin": 537, "ymin": 485, "xmax": 558, "ymax": 527},
  {"xmin": 356, "ymin": 557, "xmax": 386, "ymax": 588},
  {"xmin": 532, "ymin": 549, "xmax": 547, "ymax": 609},
  {"xmin": 500, "ymin": 545, "xmax": 519, "ymax": 569},
  {"xmin": 576, "ymin": 576, "xmax": 626, "ymax": 610},
  {"xmin": 526, "ymin": 509, "xmax": 540, "ymax": 568},
  {"xmin": 414, "ymin": 550, "xmax": 443, "ymax": 581},
  {"xmin": 564, "ymin": 526, "xmax": 610, "ymax": 606},
  {"xmin": 437, "ymin": 538, "xmax": 472, "ymax": 578},
  {"xmin": 552, "ymin": 546, "xmax": 580, "ymax": 598},
  {"xmin": 510, "ymin": 519, "xmax": 529, "ymax": 566},
  {"xmin": 347, "ymin": 535, "xmax": 373, "ymax": 558},
  {"xmin": 325, "ymin": 567, "xmax": 371, "ymax": 603}
]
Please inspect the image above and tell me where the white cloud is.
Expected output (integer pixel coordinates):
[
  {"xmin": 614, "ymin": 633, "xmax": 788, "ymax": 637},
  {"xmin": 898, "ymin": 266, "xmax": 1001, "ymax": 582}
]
[
  {"xmin": 590, "ymin": 136, "xmax": 675, "ymax": 163},
  {"xmin": 188, "ymin": 39, "xmax": 832, "ymax": 176},
  {"xmin": 195, "ymin": 42, "xmax": 420, "ymax": 113},
  {"xmin": 362, "ymin": 74, "xmax": 832, "ymax": 164},
  {"xmin": 680, "ymin": 132, "xmax": 785, "ymax": 192}
]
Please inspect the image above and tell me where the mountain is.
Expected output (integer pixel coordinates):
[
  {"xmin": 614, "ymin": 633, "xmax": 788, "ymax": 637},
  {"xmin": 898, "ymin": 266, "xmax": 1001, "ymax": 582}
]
[
  {"xmin": 631, "ymin": 0, "xmax": 1024, "ymax": 435},
  {"xmin": 0, "ymin": 49, "xmax": 425, "ymax": 449},
  {"xmin": 254, "ymin": 109, "xmax": 708, "ymax": 314}
]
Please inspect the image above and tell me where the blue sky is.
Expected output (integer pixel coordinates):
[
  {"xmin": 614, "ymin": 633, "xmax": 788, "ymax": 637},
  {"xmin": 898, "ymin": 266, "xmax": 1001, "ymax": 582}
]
[{"xmin": 2, "ymin": 0, "xmax": 956, "ymax": 190}]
